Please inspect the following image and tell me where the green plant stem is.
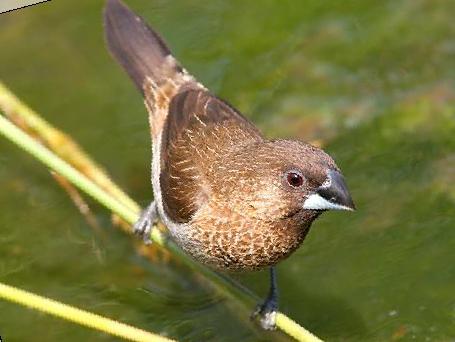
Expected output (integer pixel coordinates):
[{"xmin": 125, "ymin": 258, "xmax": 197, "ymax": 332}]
[
  {"xmin": 0, "ymin": 282, "xmax": 174, "ymax": 342},
  {"xmin": 0, "ymin": 114, "xmax": 138, "ymax": 222},
  {"xmin": 0, "ymin": 81, "xmax": 139, "ymax": 214},
  {"xmin": 0, "ymin": 112, "xmax": 323, "ymax": 342}
]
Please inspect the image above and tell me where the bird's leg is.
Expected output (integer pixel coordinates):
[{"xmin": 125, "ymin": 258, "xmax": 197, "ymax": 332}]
[
  {"xmin": 133, "ymin": 201, "xmax": 158, "ymax": 244},
  {"xmin": 252, "ymin": 267, "xmax": 279, "ymax": 330}
]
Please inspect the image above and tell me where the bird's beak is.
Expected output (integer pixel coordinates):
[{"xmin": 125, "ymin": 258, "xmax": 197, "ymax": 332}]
[{"xmin": 303, "ymin": 169, "xmax": 355, "ymax": 211}]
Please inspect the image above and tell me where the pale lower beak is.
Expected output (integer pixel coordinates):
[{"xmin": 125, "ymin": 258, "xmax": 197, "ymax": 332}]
[{"xmin": 303, "ymin": 169, "xmax": 355, "ymax": 211}]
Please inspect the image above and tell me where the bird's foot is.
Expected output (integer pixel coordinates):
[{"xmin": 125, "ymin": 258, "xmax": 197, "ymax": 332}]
[
  {"xmin": 133, "ymin": 201, "xmax": 158, "ymax": 244},
  {"xmin": 251, "ymin": 298, "xmax": 278, "ymax": 330}
]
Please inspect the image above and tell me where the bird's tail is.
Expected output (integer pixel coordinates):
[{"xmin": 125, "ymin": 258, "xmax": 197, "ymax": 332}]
[{"xmin": 103, "ymin": 0, "xmax": 190, "ymax": 93}]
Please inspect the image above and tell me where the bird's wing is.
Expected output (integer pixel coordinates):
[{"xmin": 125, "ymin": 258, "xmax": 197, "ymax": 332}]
[{"xmin": 160, "ymin": 89, "xmax": 263, "ymax": 223}]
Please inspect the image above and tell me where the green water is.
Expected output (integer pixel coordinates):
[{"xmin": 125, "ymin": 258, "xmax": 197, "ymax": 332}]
[{"xmin": 0, "ymin": 1, "xmax": 454, "ymax": 341}]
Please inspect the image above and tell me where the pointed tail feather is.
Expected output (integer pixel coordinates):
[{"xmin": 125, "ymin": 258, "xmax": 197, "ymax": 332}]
[{"xmin": 104, "ymin": 0, "xmax": 183, "ymax": 93}]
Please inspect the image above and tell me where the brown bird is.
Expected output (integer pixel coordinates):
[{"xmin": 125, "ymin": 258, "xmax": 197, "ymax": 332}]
[{"xmin": 104, "ymin": 0, "xmax": 355, "ymax": 329}]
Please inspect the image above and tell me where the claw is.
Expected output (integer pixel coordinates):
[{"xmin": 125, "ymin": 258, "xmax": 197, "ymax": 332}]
[
  {"xmin": 259, "ymin": 310, "xmax": 277, "ymax": 330},
  {"xmin": 251, "ymin": 301, "xmax": 278, "ymax": 330},
  {"xmin": 133, "ymin": 201, "xmax": 158, "ymax": 244}
]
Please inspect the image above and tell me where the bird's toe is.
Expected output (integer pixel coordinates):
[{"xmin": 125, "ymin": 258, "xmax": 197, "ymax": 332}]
[
  {"xmin": 133, "ymin": 202, "xmax": 158, "ymax": 244},
  {"xmin": 251, "ymin": 300, "xmax": 278, "ymax": 330}
]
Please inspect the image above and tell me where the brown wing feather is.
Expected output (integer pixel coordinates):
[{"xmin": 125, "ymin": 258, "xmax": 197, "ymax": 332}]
[{"xmin": 160, "ymin": 89, "xmax": 263, "ymax": 223}]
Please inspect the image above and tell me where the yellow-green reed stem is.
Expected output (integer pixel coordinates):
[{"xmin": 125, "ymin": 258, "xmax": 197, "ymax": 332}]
[
  {"xmin": 0, "ymin": 282, "xmax": 174, "ymax": 342},
  {"xmin": 0, "ymin": 115, "xmax": 138, "ymax": 223},
  {"xmin": 0, "ymin": 81, "xmax": 139, "ymax": 214}
]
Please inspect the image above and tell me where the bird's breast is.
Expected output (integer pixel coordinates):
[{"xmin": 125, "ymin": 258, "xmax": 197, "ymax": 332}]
[{"xmin": 171, "ymin": 207, "xmax": 313, "ymax": 271}]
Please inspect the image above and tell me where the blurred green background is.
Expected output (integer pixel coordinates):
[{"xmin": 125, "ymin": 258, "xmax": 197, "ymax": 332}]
[{"xmin": 0, "ymin": 0, "xmax": 454, "ymax": 341}]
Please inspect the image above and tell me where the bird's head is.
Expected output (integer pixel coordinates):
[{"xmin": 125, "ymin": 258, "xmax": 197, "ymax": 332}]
[{"xmin": 221, "ymin": 140, "xmax": 355, "ymax": 222}]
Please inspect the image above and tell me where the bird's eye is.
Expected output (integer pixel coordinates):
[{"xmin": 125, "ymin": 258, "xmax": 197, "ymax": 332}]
[{"xmin": 286, "ymin": 171, "xmax": 304, "ymax": 188}]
